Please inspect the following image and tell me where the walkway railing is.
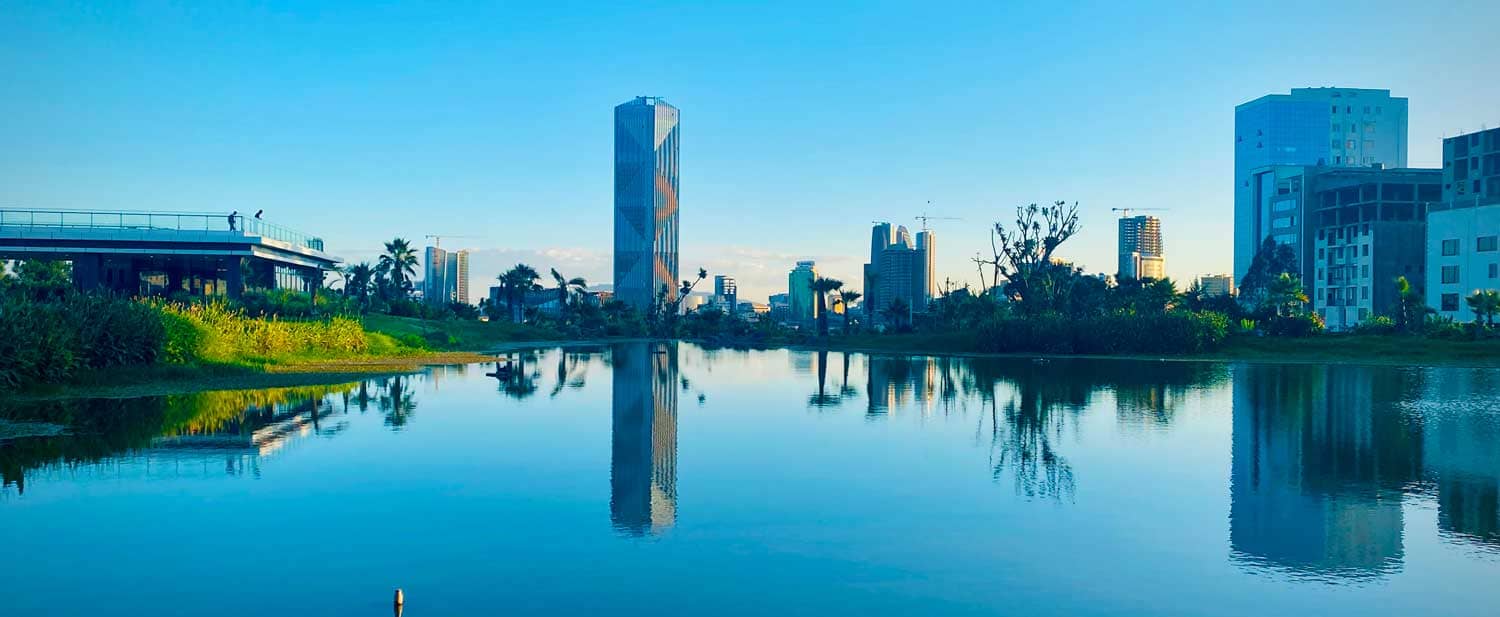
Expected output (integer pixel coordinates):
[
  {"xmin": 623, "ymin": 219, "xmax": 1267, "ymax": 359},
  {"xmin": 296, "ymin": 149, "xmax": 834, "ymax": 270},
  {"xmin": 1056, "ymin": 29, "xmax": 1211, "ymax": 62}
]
[{"xmin": 0, "ymin": 208, "xmax": 326, "ymax": 252}]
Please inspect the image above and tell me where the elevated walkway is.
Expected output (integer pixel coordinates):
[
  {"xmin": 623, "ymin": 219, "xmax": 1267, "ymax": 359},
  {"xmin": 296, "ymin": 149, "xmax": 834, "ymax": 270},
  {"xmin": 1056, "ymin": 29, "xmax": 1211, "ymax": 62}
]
[{"xmin": 0, "ymin": 209, "xmax": 341, "ymax": 296}]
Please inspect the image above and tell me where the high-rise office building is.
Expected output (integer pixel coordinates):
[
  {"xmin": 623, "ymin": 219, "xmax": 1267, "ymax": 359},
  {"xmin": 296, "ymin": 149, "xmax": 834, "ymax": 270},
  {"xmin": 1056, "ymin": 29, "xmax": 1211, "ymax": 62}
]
[
  {"xmin": 1428, "ymin": 127, "xmax": 1500, "ymax": 322},
  {"xmin": 423, "ymin": 246, "xmax": 470, "ymax": 306},
  {"xmin": 864, "ymin": 223, "xmax": 933, "ymax": 325},
  {"xmin": 453, "ymin": 249, "xmax": 469, "ymax": 305},
  {"xmin": 424, "ymin": 246, "xmax": 448, "ymax": 305},
  {"xmin": 713, "ymin": 274, "xmax": 737, "ymax": 314},
  {"xmin": 864, "ymin": 222, "xmax": 895, "ymax": 321},
  {"xmin": 874, "ymin": 225, "xmax": 932, "ymax": 321},
  {"xmin": 1235, "ymin": 88, "xmax": 1409, "ymax": 283},
  {"xmin": 916, "ymin": 229, "xmax": 935, "ymax": 299},
  {"xmin": 614, "ymin": 96, "xmax": 680, "ymax": 310},
  {"xmin": 1117, "ymin": 215, "xmax": 1164, "ymax": 280},
  {"xmin": 788, "ymin": 260, "xmax": 818, "ymax": 322}
]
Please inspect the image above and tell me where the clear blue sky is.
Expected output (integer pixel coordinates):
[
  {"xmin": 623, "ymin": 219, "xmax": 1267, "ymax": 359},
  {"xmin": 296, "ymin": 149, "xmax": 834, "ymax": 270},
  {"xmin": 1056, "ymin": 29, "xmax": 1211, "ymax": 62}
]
[{"xmin": 3, "ymin": 1, "xmax": 1497, "ymax": 301}]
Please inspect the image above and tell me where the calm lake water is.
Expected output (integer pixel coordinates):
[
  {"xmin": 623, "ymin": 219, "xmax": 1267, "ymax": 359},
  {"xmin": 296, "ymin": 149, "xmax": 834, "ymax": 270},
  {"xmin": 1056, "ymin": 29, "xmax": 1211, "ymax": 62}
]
[{"xmin": 3, "ymin": 343, "xmax": 1499, "ymax": 616}]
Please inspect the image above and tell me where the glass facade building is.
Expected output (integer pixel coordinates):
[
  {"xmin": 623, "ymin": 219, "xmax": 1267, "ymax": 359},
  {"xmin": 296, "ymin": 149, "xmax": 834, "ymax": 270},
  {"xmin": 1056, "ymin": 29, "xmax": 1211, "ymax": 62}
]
[
  {"xmin": 614, "ymin": 97, "xmax": 680, "ymax": 309},
  {"xmin": 1234, "ymin": 88, "xmax": 1408, "ymax": 283}
]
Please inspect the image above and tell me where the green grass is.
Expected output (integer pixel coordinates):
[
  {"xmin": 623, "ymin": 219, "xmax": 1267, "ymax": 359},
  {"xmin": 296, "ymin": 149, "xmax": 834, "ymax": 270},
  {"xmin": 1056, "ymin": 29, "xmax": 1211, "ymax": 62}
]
[{"xmin": 361, "ymin": 314, "xmax": 565, "ymax": 351}]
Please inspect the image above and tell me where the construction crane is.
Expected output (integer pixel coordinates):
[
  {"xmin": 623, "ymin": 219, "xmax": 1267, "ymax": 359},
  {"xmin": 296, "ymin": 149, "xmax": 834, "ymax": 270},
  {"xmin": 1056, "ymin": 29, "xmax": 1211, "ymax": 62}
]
[
  {"xmin": 1110, "ymin": 207, "xmax": 1170, "ymax": 218},
  {"xmin": 424, "ymin": 234, "xmax": 477, "ymax": 248},
  {"xmin": 915, "ymin": 200, "xmax": 962, "ymax": 231}
]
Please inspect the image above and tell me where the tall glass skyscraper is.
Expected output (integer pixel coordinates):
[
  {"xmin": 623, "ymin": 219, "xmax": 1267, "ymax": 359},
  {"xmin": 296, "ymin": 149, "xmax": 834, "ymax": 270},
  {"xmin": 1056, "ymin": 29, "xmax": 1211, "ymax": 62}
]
[
  {"xmin": 1233, "ymin": 88, "xmax": 1408, "ymax": 283},
  {"xmin": 614, "ymin": 96, "xmax": 680, "ymax": 309}
]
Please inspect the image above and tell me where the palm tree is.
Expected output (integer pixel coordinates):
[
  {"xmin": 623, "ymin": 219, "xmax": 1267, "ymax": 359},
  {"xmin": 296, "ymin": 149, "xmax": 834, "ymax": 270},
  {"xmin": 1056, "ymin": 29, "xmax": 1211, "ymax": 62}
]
[
  {"xmin": 549, "ymin": 268, "xmax": 587, "ymax": 314},
  {"xmin": 810, "ymin": 277, "xmax": 843, "ymax": 337},
  {"xmin": 1394, "ymin": 276, "xmax": 1427, "ymax": 333},
  {"xmin": 344, "ymin": 262, "xmax": 375, "ymax": 308},
  {"xmin": 883, "ymin": 297, "xmax": 911, "ymax": 331},
  {"xmin": 378, "ymin": 238, "xmax": 419, "ymax": 298},
  {"xmin": 499, "ymin": 264, "xmax": 542, "ymax": 323},
  {"xmin": 1466, "ymin": 290, "xmax": 1500, "ymax": 329},
  {"xmin": 1266, "ymin": 273, "xmax": 1307, "ymax": 317},
  {"xmin": 837, "ymin": 289, "xmax": 862, "ymax": 335}
]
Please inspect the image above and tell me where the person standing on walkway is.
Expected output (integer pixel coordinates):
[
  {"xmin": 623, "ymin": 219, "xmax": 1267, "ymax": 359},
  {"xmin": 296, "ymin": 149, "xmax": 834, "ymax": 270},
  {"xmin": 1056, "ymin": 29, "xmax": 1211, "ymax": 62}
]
[{"xmin": 228, "ymin": 211, "xmax": 238, "ymax": 231}]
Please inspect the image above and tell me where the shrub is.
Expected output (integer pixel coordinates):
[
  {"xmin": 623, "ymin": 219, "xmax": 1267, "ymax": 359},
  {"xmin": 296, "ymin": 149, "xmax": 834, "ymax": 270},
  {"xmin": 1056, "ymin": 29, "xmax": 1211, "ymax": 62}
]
[
  {"xmin": 151, "ymin": 300, "xmax": 370, "ymax": 363},
  {"xmin": 0, "ymin": 293, "xmax": 165, "ymax": 389},
  {"xmin": 1262, "ymin": 313, "xmax": 1324, "ymax": 337},
  {"xmin": 1351, "ymin": 315, "xmax": 1397, "ymax": 336},
  {"xmin": 974, "ymin": 310, "xmax": 1229, "ymax": 355},
  {"xmin": 1423, "ymin": 315, "xmax": 1467, "ymax": 340}
]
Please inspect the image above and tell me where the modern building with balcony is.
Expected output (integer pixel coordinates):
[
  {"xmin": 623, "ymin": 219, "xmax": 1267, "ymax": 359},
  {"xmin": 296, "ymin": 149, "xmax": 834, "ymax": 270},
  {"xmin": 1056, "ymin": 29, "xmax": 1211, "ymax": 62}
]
[
  {"xmin": 0, "ymin": 209, "xmax": 340, "ymax": 297},
  {"xmin": 1305, "ymin": 167, "xmax": 1441, "ymax": 330},
  {"xmin": 1427, "ymin": 127, "xmax": 1500, "ymax": 321}
]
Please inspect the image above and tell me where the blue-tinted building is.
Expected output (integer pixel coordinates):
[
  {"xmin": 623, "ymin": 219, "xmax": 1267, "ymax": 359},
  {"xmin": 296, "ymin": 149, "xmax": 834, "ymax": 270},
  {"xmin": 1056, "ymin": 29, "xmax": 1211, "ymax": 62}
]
[
  {"xmin": 1234, "ymin": 88, "xmax": 1408, "ymax": 283},
  {"xmin": 613, "ymin": 96, "xmax": 680, "ymax": 309}
]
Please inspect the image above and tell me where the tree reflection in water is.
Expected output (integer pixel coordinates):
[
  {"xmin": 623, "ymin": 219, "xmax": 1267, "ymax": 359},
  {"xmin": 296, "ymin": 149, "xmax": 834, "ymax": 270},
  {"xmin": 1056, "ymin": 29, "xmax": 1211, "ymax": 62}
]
[
  {"xmin": 860, "ymin": 355, "xmax": 1228, "ymax": 501},
  {"xmin": 377, "ymin": 376, "xmax": 418, "ymax": 429}
]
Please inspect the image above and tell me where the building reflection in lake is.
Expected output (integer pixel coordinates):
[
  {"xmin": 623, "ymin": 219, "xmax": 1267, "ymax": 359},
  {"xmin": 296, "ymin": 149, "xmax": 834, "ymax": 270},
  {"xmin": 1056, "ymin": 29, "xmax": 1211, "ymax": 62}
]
[
  {"xmin": 1229, "ymin": 364, "xmax": 1423, "ymax": 579},
  {"xmin": 1419, "ymin": 369, "xmax": 1500, "ymax": 550},
  {"xmin": 610, "ymin": 342, "xmax": 679, "ymax": 536},
  {"xmin": 1, "ymin": 384, "xmax": 358, "ymax": 494}
]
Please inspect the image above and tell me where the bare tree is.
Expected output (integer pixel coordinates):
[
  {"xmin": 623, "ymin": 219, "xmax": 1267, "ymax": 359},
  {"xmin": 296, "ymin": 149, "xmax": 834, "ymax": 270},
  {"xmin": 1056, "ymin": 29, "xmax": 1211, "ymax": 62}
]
[{"xmin": 989, "ymin": 201, "xmax": 1080, "ymax": 310}]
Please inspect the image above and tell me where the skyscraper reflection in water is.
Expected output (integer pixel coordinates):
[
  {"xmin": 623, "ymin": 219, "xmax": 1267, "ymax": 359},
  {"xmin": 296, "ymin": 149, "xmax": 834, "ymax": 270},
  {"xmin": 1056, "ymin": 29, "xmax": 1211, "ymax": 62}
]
[
  {"xmin": 610, "ymin": 342, "xmax": 679, "ymax": 536},
  {"xmin": 1229, "ymin": 364, "xmax": 1422, "ymax": 580}
]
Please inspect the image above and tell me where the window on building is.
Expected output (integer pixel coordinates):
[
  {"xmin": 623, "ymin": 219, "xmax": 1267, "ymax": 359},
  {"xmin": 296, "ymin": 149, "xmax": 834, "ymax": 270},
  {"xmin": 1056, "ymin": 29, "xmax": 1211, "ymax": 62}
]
[
  {"xmin": 1362, "ymin": 224, "xmax": 1370, "ymax": 235},
  {"xmin": 1332, "ymin": 139, "xmax": 1342, "ymax": 150},
  {"xmin": 1376, "ymin": 106, "xmax": 1382, "ymax": 115},
  {"xmin": 1442, "ymin": 239, "xmax": 1461, "ymax": 256},
  {"xmin": 1359, "ymin": 308, "xmax": 1369, "ymax": 320},
  {"xmin": 1361, "ymin": 265, "xmax": 1369, "ymax": 278},
  {"xmin": 1318, "ymin": 248, "xmax": 1325, "ymax": 260},
  {"xmin": 1491, "ymin": 263, "xmax": 1499, "ymax": 279},
  {"xmin": 1361, "ymin": 287, "xmax": 1369, "ymax": 300},
  {"xmin": 1476, "ymin": 180, "xmax": 1483, "ymax": 194},
  {"xmin": 1347, "ymin": 140, "xmax": 1356, "ymax": 149},
  {"xmin": 1442, "ymin": 293, "xmax": 1460, "ymax": 312},
  {"xmin": 1473, "ymin": 157, "xmax": 1481, "ymax": 170},
  {"xmin": 1332, "ymin": 123, "xmax": 1340, "ymax": 133},
  {"xmin": 1346, "ymin": 106, "xmax": 1352, "ymax": 113},
  {"xmin": 1363, "ymin": 106, "xmax": 1370, "ymax": 114},
  {"xmin": 1363, "ymin": 245, "xmax": 1369, "ymax": 257},
  {"xmin": 1441, "ymin": 265, "xmax": 1460, "ymax": 284},
  {"xmin": 1331, "ymin": 105, "xmax": 1338, "ymax": 114},
  {"xmin": 1335, "ymin": 156, "xmax": 1342, "ymax": 164},
  {"xmin": 1478, "ymin": 236, "xmax": 1498, "ymax": 252}
]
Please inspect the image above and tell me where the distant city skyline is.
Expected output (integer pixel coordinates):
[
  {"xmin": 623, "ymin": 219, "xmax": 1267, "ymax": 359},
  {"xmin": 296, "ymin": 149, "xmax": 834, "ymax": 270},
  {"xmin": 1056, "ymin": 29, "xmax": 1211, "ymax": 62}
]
[{"xmin": 3, "ymin": 3, "xmax": 1498, "ymax": 302}]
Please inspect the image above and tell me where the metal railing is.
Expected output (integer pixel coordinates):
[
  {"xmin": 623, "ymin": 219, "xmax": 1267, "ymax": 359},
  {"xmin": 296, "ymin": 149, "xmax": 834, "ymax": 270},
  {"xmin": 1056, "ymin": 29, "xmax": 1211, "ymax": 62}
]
[{"xmin": 0, "ymin": 208, "xmax": 326, "ymax": 252}]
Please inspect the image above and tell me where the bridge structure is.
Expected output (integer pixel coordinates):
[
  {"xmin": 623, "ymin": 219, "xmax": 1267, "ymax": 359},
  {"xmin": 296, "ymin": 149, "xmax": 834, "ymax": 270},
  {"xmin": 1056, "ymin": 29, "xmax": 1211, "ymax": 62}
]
[{"xmin": 0, "ymin": 208, "xmax": 341, "ymax": 297}]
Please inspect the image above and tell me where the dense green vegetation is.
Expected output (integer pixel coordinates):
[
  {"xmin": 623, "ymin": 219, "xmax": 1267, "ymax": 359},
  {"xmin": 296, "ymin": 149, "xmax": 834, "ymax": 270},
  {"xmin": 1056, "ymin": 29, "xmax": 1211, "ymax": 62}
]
[{"xmin": 0, "ymin": 263, "xmax": 423, "ymax": 391}]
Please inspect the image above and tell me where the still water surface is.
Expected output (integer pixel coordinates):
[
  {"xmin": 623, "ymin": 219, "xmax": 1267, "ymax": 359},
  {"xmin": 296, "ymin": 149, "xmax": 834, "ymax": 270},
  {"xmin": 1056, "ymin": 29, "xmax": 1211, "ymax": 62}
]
[{"xmin": 3, "ymin": 343, "xmax": 1499, "ymax": 616}]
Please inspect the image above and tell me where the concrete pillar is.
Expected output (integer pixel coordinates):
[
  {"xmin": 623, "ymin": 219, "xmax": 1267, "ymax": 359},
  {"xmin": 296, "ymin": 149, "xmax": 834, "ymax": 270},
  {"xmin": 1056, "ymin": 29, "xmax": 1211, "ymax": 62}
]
[
  {"xmin": 226, "ymin": 257, "xmax": 244, "ymax": 299},
  {"xmin": 167, "ymin": 258, "xmax": 185, "ymax": 294},
  {"xmin": 72, "ymin": 254, "xmax": 104, "ymax": 292}
]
